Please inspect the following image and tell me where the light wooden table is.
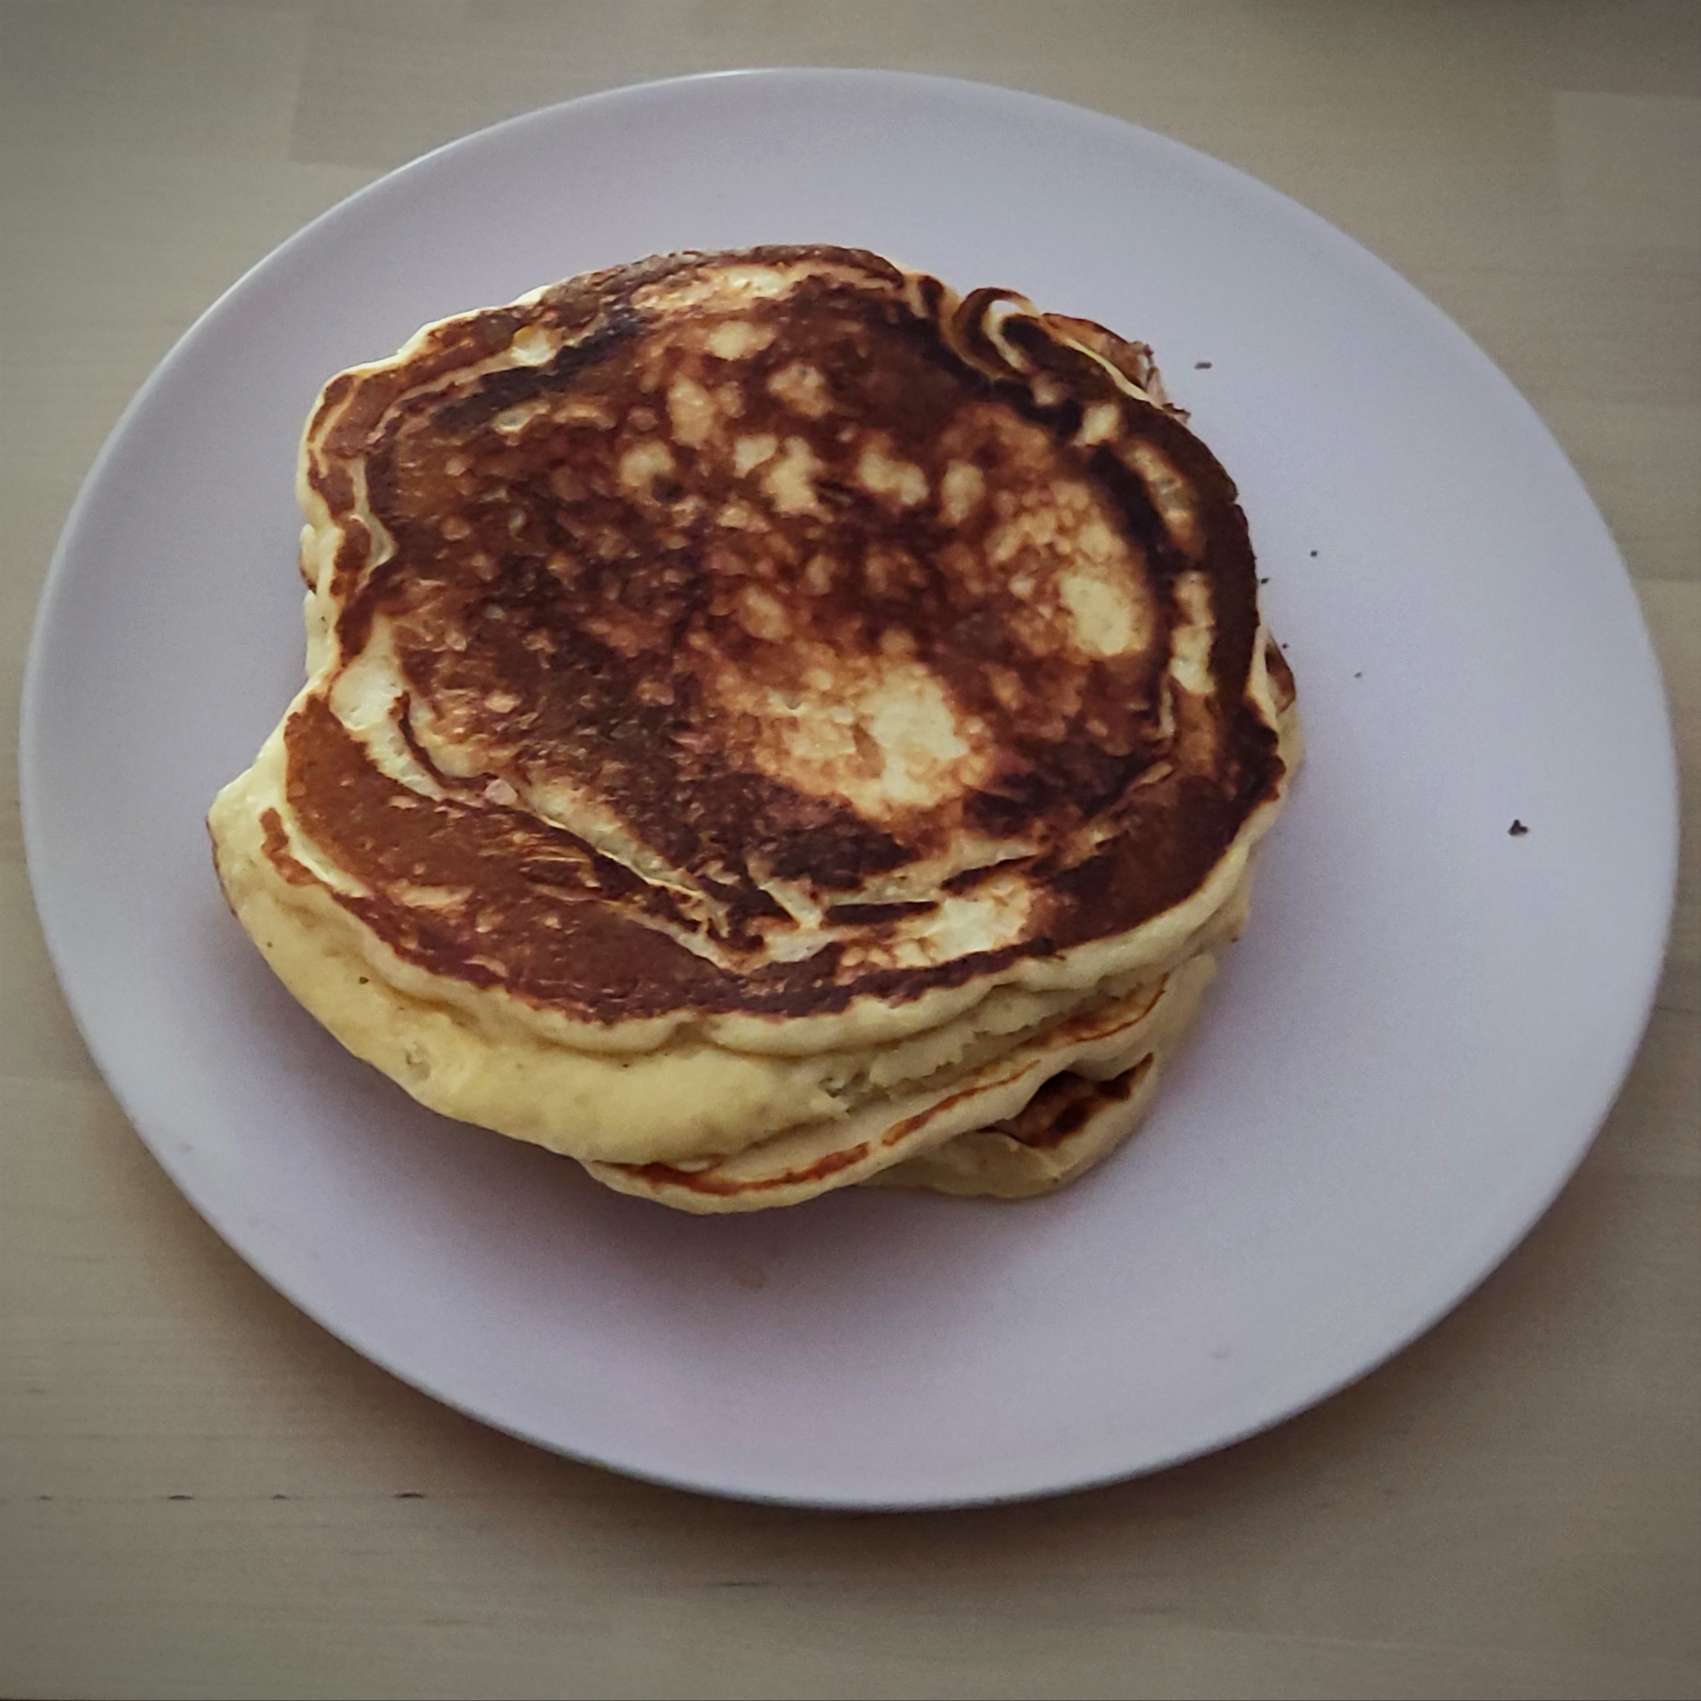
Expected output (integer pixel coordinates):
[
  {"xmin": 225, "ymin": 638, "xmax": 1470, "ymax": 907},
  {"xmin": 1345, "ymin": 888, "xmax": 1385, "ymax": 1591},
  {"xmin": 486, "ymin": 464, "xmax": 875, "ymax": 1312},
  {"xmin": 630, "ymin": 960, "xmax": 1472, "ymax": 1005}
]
[{"xmin": 2, "ymin": 5, "xmax": 1696, "ymax": 1699}]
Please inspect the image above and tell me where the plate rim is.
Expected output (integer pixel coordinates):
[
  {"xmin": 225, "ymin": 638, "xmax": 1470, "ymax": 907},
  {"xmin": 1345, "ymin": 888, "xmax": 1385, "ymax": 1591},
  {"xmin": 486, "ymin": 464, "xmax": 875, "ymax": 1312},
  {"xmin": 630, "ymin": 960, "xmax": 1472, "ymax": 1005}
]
[{"xmin": 20, "ymin": 66, "xmax": 1681, "ymax": 1510}]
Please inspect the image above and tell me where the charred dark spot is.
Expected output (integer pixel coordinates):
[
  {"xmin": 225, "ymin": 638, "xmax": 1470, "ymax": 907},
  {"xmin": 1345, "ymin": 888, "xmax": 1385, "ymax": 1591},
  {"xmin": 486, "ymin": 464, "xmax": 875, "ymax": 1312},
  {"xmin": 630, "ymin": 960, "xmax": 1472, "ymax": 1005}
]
[{"xmin": 825, "ymin": 900, "xmax": 938, "ymax": 926}]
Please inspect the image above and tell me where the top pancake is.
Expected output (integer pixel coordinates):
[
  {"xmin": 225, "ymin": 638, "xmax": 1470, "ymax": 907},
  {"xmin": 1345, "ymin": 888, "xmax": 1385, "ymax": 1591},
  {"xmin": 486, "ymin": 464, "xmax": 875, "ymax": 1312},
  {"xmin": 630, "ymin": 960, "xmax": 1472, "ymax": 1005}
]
[{"xmin": 269, "ymin": 246, "xmax": 1289, "ymax": 1053}]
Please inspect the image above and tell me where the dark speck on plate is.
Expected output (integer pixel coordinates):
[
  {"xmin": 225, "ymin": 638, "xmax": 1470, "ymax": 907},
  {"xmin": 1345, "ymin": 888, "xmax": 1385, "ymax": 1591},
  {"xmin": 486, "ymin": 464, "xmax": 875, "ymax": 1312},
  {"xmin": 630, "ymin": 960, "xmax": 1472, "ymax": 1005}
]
[{"xmin": 1509, "ymin": 819, "xmax": 1530, "ymax": 837}]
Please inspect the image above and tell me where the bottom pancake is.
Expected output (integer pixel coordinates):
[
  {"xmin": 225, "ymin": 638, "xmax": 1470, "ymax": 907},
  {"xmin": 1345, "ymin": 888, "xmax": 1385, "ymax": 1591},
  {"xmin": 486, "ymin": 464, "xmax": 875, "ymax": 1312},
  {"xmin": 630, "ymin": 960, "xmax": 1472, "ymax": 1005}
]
[
  {"xmin": 583, "ymin": 950, "xmax": 1218, "ymax": 1212},
  {"xmin": 865, "ymin": 1052, "xmax": 1171, "ymax": 1199}
]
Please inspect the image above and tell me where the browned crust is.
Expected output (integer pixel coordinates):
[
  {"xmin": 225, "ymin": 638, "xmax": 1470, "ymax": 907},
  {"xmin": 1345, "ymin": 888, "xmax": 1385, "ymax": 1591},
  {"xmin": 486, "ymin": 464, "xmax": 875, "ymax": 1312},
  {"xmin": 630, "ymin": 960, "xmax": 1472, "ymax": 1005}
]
[
  {"xmin": 277, "ymin": 246, "xmax": 1288, "ymax": 1023},
  {"xmin": 986, "ymin": 1056, "xmax": 1154, "ymax": 1150},
  {"xmin": 619, "ymin": 1141, "xmax": 873, "ymax": 1200}
]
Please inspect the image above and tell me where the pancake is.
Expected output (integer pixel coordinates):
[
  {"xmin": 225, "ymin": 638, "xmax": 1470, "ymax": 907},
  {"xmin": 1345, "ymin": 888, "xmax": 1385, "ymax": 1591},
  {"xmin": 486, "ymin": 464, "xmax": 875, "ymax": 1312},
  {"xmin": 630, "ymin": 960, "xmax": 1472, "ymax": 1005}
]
[
  {"xmin": 868, "ymin": 1051, "xmax": 1175, "ymax": 1200},
  {"xmin": 584, "ymin": 952, "xmax": 1217, "ymax": 1212},
  {"xmin": 209, "ymin": 245, "xmax": 1298, "ymax": 1195}
]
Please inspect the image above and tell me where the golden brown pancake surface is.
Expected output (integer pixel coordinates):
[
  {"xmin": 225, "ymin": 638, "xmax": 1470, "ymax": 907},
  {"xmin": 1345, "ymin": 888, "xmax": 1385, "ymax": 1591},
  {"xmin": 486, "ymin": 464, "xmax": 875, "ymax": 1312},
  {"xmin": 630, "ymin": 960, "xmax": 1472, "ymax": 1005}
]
[{"xmin": 276, "ymin": 247, "xmax": 1287, "ymax": 1033}]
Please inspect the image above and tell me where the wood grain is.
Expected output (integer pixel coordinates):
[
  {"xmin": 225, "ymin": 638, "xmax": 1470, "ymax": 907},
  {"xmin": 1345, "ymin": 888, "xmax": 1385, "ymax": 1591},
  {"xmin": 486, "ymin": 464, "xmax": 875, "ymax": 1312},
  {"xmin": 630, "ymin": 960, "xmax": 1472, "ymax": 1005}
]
[{"xmin": 2, "ymin": 4, "xmax": 1697, "ymax": 1698}]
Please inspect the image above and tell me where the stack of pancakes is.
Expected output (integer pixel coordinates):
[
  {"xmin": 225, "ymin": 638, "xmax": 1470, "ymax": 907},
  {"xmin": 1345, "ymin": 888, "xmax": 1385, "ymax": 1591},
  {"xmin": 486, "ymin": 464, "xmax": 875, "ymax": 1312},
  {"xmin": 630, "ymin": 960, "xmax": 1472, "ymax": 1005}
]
[{"xmin": 209, "ymin": 246, "xmax": 1299, "ymax": 1212}]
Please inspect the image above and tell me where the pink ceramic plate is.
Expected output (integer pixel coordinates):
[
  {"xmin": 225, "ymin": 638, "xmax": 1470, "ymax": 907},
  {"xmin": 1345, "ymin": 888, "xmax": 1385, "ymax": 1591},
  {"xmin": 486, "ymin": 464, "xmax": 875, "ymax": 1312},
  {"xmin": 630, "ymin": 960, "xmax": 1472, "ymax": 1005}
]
[{"xmin": 23, "ymin": 71, "xmax": 1676, "ymax": 1507}]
